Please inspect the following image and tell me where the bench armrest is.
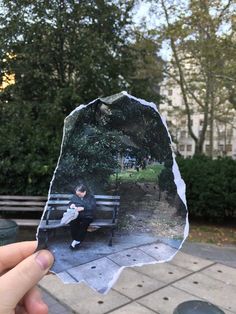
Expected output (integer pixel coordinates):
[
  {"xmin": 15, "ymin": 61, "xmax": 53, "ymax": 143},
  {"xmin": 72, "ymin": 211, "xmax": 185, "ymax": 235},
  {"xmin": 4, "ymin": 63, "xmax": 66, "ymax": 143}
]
[
  {"xmin": 112, "ymin": 205, "xmax": 118, "ymax": 223},
  {"xmin": 45, "ymin": 206, "xmax": 52, "ymax": 225}
]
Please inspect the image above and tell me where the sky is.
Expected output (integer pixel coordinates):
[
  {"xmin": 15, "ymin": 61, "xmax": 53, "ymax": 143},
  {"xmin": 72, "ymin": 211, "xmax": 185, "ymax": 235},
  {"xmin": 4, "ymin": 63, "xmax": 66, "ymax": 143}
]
[{"xmin": 133, "ymin": 1, "xmax": 172, "ymax": 61}]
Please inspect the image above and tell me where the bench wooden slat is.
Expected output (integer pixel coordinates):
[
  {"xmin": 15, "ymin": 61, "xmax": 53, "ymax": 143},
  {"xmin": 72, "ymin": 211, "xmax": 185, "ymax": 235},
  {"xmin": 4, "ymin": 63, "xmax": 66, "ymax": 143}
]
[
  {"xmin": 13, "ymin": 219, "xmax": 40, "ymax": 226},
  {"xmin": 91, "ymin": 219, "xmax": 117, "ymax": 226},
  {"xmin": 0, "ymin": 196, "xmax": 47, "ymax": 200},
  {"xmin": 49, "ymin": 194, "xmax": 72, "ymax": 199},
  {"xmin": 47, "ymin": 200, "xmax": 119, "ymax": 206},
  {"xmin": 96, "ymin": 201, "xmax": 120, "ymax": 206},
  {"xmin": 0, "ymin": 207, "xmax": 44, "ymax": 212},
  {"xmin": 39, "ymin": 219, "xmax": 116, "ymax": 229},
  {"xmin": 0, "ymin": 201, "xmax": 46, "ymax": 206},
  {"xmin": 49, "ymin": 194, "xmax": 120, "ymax": 200},
  {"xmin": 47, "ymin": 200, "xmax": 69, "ymax": 205},
  {"xmin": 94, "ymin": 195, "xmax": 120, "ymax": 199}
]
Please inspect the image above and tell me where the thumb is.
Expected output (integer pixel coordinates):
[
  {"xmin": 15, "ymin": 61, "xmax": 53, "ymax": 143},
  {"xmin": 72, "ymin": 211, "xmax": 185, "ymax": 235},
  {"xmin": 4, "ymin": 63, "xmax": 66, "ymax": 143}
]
[{"xmin": 0, "ymin": 250, "xmax": 54, "ymax": 312}]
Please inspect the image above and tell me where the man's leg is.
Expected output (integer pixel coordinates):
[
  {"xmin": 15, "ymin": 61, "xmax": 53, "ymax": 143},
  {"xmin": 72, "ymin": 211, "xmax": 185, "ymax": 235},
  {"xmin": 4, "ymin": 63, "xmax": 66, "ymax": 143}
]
[
  {"xmin": 69, "ymin": 217, "xmax": 93, "ymax": 249},
  {"xmin": 69, "ymin": 216, "xmax": 81, "ymax": 241},
  {"xmin": 75, "ymin": 218, "xmax": 93, "ymax": 242}
]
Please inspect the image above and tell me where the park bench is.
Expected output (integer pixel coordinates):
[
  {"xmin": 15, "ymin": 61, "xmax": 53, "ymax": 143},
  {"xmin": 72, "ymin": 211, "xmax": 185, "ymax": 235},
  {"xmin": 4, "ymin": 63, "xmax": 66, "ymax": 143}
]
[
  {"xmin": 36, "ymin": 194, "xmax": 120, "ymax": 247},
  {"xmin": 0, "ymin": 195, "xmax": 46, "ymax": 226},
  {"xmin": 0, "ymin": 194, "xmax": 120, "ymax": 246}
]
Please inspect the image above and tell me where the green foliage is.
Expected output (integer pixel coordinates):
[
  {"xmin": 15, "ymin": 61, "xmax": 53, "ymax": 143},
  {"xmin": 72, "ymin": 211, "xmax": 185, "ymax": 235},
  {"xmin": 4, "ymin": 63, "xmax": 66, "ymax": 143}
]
[
  {"xmin": 52, "ymin": 126, "xmax": 123, "ymax": 193},
  {"xmin": 110, "ymin": 164, "xmax": 164, "ymax": 183},
  {"xmin": 149, "ymin": 0, "xmax": 236, "ymax": 155},
  {"xmin": 177, "ymin": 156, "xmax": 236, "ymax": 221},
  {"xmin": 0, "ymin": 99, "xmax": 63, "ymax": 195},
  {"xmin": 0, "ymin": 0, "xmax": 163, "ymax": 195},
  {"xmin": 158, "ymin": 159, "xmax": 177, "ymax": 198}
]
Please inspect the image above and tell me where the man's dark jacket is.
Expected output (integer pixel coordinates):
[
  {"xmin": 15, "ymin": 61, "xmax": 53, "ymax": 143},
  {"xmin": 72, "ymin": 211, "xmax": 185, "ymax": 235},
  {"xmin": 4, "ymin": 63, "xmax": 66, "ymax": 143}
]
[{"xmin": 69, "ymin": 193, "xmax": 96, "ymax": 219}]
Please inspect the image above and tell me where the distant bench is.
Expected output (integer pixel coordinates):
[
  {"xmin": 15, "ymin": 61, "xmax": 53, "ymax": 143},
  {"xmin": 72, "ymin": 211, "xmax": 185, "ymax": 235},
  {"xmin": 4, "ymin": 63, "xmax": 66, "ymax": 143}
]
[
  {"xmin": 0, "ymin": 195, "xmax": 46, "ymax": 226},
  {"xmin": 0, "ymin": 194, "xmax": 120, "ymax": 246}
]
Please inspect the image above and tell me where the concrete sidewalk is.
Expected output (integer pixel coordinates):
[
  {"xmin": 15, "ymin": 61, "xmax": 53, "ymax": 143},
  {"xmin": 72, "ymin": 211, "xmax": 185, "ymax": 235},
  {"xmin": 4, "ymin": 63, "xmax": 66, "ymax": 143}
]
[{"xmin": 38, "ymin": 241, "xmax": 236, "ymax": 314}]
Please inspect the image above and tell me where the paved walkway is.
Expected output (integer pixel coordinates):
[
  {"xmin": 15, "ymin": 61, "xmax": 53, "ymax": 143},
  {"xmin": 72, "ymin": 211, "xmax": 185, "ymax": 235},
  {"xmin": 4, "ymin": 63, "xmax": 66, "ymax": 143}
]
[{"xmin": 38, "ymin": 241, "xmax": 236, "ymax": 313}]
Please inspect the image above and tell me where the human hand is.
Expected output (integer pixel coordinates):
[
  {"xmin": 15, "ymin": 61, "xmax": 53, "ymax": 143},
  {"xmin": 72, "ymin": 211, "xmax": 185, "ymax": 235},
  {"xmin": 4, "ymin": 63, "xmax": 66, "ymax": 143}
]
[
  {"xmin": 0, "ymin": 241, "xmax": 54, "ymax": 314},
  {"xmin": 70, "ymin": 204, "xmax": 76, "ymax": 209},
  {"xmin": 76, "ymin": 206, "xmax": 84, "ymax": 212}
]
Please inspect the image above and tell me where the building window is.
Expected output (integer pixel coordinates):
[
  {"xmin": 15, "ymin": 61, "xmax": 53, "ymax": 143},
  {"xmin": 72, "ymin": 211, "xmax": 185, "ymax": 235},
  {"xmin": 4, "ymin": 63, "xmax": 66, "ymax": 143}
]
[
  {"xmin": 168, "ymin": 89, "xmax": 173, "ymax": 96},
  {"xmin": 168, "ymin": 100, "xmax": 172, "ymax": 106},
  {"xmin": 205, "ymin": 145, "xmax": 210, "ymax": 153},
  {"xmin": 218, "ymin": 144, "xmax": 224, "ymax": 152},
  {"xmin": 187, "ymin": 144, "xmax": 192, "ymax": 152},
  {"xmin": 226, "ymin": 144, "xmax": 232, "ymax": 152},
  {"xmin": 180, "ymin": 131, "xmax": 186, "ymax": 138},
  {"xmin": 227, "ymin": 129, "xmax": 233, "ymax": 137},
  {"xmin": 206, "ymin": 131, "xmax": 210, "ymax": 139},
  {"xmin": 219, "ymin": 131, "xmax": 226, "ymax": 140},
  {"xmin": 179, "ymin": 145, "xmax": 185, "ymax": 151}
]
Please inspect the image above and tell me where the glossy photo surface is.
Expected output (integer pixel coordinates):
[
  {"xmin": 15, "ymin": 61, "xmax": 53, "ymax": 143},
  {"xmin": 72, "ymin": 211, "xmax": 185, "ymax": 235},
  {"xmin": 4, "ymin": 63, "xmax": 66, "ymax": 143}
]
[{"xmin": 36, "ymin": 92, "xmax": 188, "ymax": 293}]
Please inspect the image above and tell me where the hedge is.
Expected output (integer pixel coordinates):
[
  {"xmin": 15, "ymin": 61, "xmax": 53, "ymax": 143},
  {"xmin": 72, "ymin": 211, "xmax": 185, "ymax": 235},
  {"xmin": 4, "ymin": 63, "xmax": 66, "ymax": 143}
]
[{"xmin": 177, "ymin": 156, "xmax": 236, "ymax": 221}]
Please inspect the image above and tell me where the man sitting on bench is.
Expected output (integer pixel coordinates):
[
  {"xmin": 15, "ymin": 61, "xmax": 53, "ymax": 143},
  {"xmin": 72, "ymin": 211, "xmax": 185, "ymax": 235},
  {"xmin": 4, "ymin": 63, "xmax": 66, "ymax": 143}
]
[{"xmin": 69, "ymin": 183, "xmax": 96, "ymax": 250}]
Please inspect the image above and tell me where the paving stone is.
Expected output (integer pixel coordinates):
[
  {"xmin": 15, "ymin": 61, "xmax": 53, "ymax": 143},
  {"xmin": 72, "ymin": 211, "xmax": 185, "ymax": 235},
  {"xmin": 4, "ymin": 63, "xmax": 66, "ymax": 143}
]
[
  {"xmin": 138, "ymin": 286, "xmax": 204, "ymax": 314},
  {"xmin": 67, "ymin": 257, "xmax": 121, "ymax": 293},
  {"xmin": 134, "ymin": 262, "xmax": 191, "ymax": 284},
  {"xmin": 48, "ymin": 302, "xmax": 73, "ymax": 314},
  {"xmin": 47, "ymin": 231, "xmax": 158, "ymax": 274},
  {"xmin": 182, "ymin": 242, "xmax": 236, "ymax": 268},
  {"xmin": 139, "ymin": 242, "xmax": 178, "ymax": 261},
  {"xmin": 113, "ymin": 268, "xmax": 165, "ymax": 299},
  {"xmin": 39, "ymin": 287, "xmax": 74, "ymax": 313},
  {"xmin": 40, "ymin": 288, "xmax": 59, "ymax": 306},
  {"xmin": 201, "ymin": 263, "xmax": 236, "ymax": 286},
  {"xmin": 173, "ymin": 272, "xmax": 236, "ymax": 313},
  {"xmin": 108, "ymin": 247, "xmax": 157, "ymax": 267},
  {"xmin": 39, "ymin": 274, "xmax": 130, "ymax": 314},
  {"xmin": 57, "ymin": 271, "xmax": 77, "ymax": 284},
  {"xmin": 49, "ymin": 240, "xmax": 106, "ymax": 273},
  {"xmin": 109, "ymin": 302, "xmax": 158, "ymax": 314},
  {"xmin": 170, "ymin": 251, "xmax": 214, "ymax": 271}
]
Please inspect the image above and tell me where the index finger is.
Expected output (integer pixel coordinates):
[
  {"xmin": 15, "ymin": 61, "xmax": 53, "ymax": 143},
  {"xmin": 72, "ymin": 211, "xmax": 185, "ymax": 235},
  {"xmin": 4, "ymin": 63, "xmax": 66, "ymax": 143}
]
[{"xmin": 0, "ymin": 241, "xmax": 37, "ymax": 274}]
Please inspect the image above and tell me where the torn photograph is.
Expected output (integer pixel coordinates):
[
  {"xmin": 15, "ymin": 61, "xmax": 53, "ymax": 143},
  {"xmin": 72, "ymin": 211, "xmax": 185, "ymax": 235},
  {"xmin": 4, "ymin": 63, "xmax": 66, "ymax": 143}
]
[{"xmin": 36, "ymin": 91, "xmax": 189, "ymax": 293}]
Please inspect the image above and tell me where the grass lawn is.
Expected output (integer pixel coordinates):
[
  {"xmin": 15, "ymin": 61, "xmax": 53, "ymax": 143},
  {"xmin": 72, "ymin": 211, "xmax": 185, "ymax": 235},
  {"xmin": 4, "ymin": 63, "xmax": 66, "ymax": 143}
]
[
  {"xmin": 109, "ymin": 164, "xmax": 164, "ymax": 183},
  {"xmin": 188, "ymin": 221, "xmax": 236, "ymax": 246}
]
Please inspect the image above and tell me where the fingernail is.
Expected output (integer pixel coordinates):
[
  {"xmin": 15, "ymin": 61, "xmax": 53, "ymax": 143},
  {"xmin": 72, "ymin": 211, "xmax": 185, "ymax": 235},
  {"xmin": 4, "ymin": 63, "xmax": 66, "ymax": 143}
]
[{"xmin": 35, "ymin": 250, "xmax": 53, "ymax": 271}]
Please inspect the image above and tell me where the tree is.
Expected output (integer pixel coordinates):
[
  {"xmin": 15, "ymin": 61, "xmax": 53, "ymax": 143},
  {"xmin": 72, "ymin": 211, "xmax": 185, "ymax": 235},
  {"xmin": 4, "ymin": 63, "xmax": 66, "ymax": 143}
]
[
  {"xmin": 0, "ymin": 1, "xmax": 137, "ymax": 108},
  {"xmin": 0, "ymin": 0, "xmax": 132, "ymax": 194},
  {"xmin": 147, "ymin": 0, "xmax": 236, "ymax": 156},
  {"xmin": 0, "ymin": 0, "xmax": 165, "ymax": 194},
  {"xmin": 125, "ymin": 30, "xmax": 164, "ymax": 104}
]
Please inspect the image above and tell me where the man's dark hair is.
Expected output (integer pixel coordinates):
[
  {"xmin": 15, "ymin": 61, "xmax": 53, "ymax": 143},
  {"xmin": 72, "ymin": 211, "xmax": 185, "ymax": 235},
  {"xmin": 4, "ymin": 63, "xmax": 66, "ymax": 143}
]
[{"xmin": 75, "ymin": 183, "xmax": 87, "ymax": 193}]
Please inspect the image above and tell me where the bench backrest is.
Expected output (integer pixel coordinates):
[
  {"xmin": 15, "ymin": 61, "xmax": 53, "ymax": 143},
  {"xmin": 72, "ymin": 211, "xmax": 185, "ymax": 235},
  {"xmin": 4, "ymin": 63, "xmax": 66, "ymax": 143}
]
[
  {"xmin": 44, "ymin": 194, "xmax": 120, "ymax": 222},
  {"xmin": 0, "ymin": 195, "xmax": 47, "ymax": 212},
  {"xmin": 47, "ymin": 194, "xmax": 120, "ymax": 211},
  {"xmin": 0, "ymin": 194, "xmax": 120, "ymax": 222}
]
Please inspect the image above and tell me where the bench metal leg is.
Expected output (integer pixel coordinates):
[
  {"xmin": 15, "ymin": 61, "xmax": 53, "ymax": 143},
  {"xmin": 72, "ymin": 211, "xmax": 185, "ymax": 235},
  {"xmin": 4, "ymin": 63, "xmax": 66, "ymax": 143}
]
[
  {"xmin": 37, "ymin": 229, "xmax": 48, "ymax": 249},
  {"xmin": 109, "ymin": 228, "xmax": 114, "ymax": 246}
]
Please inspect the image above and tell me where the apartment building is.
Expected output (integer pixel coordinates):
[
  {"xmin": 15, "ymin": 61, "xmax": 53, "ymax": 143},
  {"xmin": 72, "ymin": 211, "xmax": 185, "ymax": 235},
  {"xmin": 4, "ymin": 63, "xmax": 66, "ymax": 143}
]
[{"xmin": 159, "ymin": 83, "xmax": 236, "ymax": 159}]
